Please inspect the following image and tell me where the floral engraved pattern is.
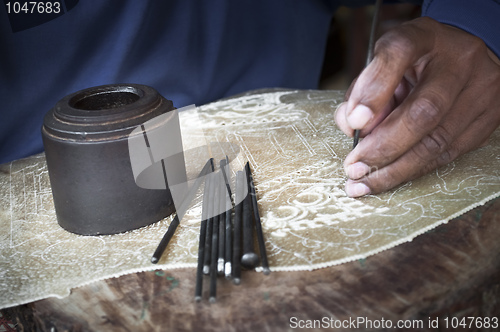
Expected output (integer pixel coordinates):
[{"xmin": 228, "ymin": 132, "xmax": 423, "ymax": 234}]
[{"xmin": 1, "ymin": 90, "xmax": 499, "ymax": 309}]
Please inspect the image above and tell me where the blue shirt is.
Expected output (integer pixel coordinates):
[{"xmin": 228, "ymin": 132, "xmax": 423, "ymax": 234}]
[
  {"xmin": 1, "ymin": 0, "xmax": 499, "ymax": 163},
  {"xmin": 422, "ymin": 0, "xmax": 500, "ymax": 58}
]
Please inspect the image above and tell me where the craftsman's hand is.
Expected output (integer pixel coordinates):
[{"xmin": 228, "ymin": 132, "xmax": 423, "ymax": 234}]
[{"xmin": 335, "ymin": 17, "xmax": 500, "ymax": 197}]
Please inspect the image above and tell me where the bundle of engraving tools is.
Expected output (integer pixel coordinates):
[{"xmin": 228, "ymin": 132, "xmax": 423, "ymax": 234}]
[
  {"xmin": 194, "ymin": 158, "xmax": 270, "ymax": 303},
  {"xmin": 150, "ymin": 156, "xmax": 269, "ymax": 302}
]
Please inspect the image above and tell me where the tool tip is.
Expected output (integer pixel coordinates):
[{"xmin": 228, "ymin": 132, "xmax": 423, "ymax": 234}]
[
  {"xmin": 195, "ymin": 296, "xmax": 202, "ymax": 302},
  {"xmin": 353, "ymin": 129, "xmax": 360, "ymax": 149},
  {"xmin": 209, "ymin": 297, "xmax": 217, "ymax": 304},
  {"xmin": 263, "ymin": 267, "xmax": 271, "ymax": 275},
  {"xmin": 241, "ymin": 253, "xmax": 260, "ymax": 269},
  {"xmin": 233, "ymin": 278, "xmax": 241, "ymax": 285},
  {"xmin": 151, "ymin": 256, "xmax": 159, "ymax": 264}
]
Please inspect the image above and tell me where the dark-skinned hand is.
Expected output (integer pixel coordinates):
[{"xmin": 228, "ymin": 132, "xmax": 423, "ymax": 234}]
[{"xmin": 335, "ymin": 17, "xmax": 500, "ymax": 197}]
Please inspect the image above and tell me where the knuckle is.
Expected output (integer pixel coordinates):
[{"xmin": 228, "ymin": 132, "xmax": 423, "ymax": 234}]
[
  {"xmin": 412, "ymin": 126, "xmax": 452, "ymax": 161},
  {"xmin": 375, "ymin": 31, "xmax": 415, "ymax": 62},
  {"xmin": 452, "ymin": 33, "xmax": 487, "ymax": 65},
  {"xmin": 406, "ymin": 96, "xmax": 444, "ymax": 130},
  {"xmin": 464, "ymin": 37, "xmax": 486, "ymax": 58},
  {"xmin": 437, "ymin": 146, "xmax": 459, "ymax": 165},
  {"xmin": 375, "ymin": 16, "xmax": 435, "ymax": 60}
]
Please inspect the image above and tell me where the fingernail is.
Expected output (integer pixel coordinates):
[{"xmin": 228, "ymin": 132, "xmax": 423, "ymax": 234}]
[
  {"xmin": 334, "ymin": 102, "xmax": 346, "ymax": 119},
  {"xmin": 335, "ymin": 102, "xmax": 346, "ymax": 113},
  {"xmin": 345, "ymin": 162, "xmax": 370, "ymax": 179},
  {"xmin": 345, "ymin": 181, "xmax": 370, "ymax": 197},
  {"xmin": 347, "ymin": 104, "xmax": 373, "ymax": 130}
]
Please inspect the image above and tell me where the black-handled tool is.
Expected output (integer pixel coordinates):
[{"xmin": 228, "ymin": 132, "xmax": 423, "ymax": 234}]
[{"xmin": 353, "ymin": 0, "xmax": 383, "ymax": 149}]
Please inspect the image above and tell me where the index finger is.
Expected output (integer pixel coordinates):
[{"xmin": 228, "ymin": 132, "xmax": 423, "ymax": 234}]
[{"xmin": 344, "ymin": 17, "xmax": 437, "ymax": 130}]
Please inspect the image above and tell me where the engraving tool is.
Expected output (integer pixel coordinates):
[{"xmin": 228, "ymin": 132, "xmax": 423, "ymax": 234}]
[{"xmin": 353, "ymin": 0, "xmax": 382, "ymax": 149}]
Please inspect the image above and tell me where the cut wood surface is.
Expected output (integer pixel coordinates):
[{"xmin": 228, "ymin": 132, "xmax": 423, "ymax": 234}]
[{"xmin": 4, "ymin": 197, "xmax": 500, "ymax": 332}]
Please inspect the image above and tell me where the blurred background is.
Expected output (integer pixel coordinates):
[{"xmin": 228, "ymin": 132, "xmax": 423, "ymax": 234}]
[{"xmin": 319, "ymin": 3, "xmax": 421, "ymax": 91}]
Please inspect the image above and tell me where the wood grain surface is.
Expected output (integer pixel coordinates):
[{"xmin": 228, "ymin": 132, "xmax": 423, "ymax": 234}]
[{"xmin": 3, "ymin": 196, "xmax": 499, "ymax": 332}]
